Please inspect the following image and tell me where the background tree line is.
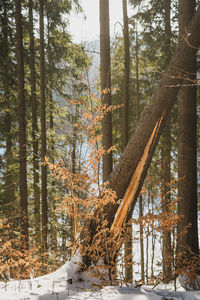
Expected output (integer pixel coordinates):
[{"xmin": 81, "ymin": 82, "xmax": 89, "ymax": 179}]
[
  {"xmin": 0, "ymin": 0, "xmax": 89, "ymax": 274},
  {"xmin": 0, "ymin": 0, "xmax": 199, "ymax": 285}
]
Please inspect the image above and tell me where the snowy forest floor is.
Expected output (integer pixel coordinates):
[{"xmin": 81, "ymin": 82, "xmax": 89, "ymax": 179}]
[{"xmin": 0, "ymin": 257, "xmax": 200, "ymax": 300}]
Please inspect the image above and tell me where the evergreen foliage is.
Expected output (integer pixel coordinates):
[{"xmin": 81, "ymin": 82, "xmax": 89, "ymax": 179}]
[{"xmin": 0, "ymin": 0, "xmax": 199, "ymax": 288}]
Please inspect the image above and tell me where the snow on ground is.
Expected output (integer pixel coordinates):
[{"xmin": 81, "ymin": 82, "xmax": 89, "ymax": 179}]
[{"xmin": 0, "ymin": 256, "xmax": 200, "ymax": 300}]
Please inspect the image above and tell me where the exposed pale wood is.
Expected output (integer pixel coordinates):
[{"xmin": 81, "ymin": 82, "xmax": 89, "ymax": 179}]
[{"xmin": 110, "ymin": 114, "xmax": 163, "ymax": 237}]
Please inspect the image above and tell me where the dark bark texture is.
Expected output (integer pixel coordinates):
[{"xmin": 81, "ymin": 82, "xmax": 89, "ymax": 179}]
[
  {"xmin": 161, "ymin": 0, "xmax": 172, "ymax": 281},
  {"xmin": 100, "ymin": 0, "xmax": 112, "ymax": 182},
  {"xmin": 39, "ymin": 0, "xmax": 48, "ymax": 253},
  {"xmin": 122, "ymin": 0, "xmax": 130, "ymax": 149},
  {"xmin": 122, "ymin": 0, "xmax": 133, "ymax": 283},
  {"xmin": 29, "ymin": 0, "xmax": 41, "ymax": 247},
  {"xmin": 177, "ymin": 0, "xmax": 199, "ymax": 256},
  {"xmin": 15, "ymin": 0, "xmax": 29, "ymax": 248},
  {"xmin": 3, "ymin": 2, "xmax": 15, "ymax": 222}
]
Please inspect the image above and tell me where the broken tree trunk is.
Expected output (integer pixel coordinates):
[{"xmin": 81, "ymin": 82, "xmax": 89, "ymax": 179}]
[{"xmin": 80, "ymin": 5, "xmax": 200, "ymax": 268}]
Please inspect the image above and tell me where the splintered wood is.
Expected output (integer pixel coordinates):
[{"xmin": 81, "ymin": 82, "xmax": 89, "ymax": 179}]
[{"xmin": 110, "ymin": 115, "xmax": 163, "ymax": 239}]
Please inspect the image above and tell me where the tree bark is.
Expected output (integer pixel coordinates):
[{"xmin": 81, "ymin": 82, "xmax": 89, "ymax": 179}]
[
  {"xmin": 139, "ymin": 195, "xmax": 145, "ymax": 283},
  {"xmin": 161, "ymin": 0, "xmax": 172, "ymax": 282},
  {"xmin": 47, "ymin": 15, "xmax": 57, "ymax": 253},
  {"xmin": 122, "ymin": 0, "xmax": 130, "ymax": 149},
  {"xmin": 161, "ymin": 120, "xmax": 172, "ymax": 281},
  {"xmin": 100, "ymin": 0, "xmax": 112, "ymax": 182},
  {"xmin": 3, "ymin": 1, "xmax": 15, "ymax": 224},
  {"xmin": 29, "ymin": 0, "xmax": 41, "ymax": 248},
  {"xmin": 122, "ymin": 0, "xmax": 133, "ymax": 283},
  {"xmin": 80, "ymin": 5, "xmax": 200, "ymax": 267},
  {"xmin": 39, "ymin": 0, "xmax": 48, "ymax": 253},
  {"xmin": 15, "ymin": 0, "xmax": 29, "ymax": 249},
  {"xmin": 177, "ymin": 0, "xmax": 199, "ymax": 256}
]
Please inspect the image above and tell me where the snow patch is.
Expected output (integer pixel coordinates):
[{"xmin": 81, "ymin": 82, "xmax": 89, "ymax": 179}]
[{"xmin": 1, "ymin": 258, "xmax": 200, "ymax": 299}]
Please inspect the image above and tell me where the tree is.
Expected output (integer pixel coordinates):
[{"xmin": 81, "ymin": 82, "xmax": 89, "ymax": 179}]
[
  {"xmin": 100, "ymin": 0, "xmax": 112, "ymax": 182},
  {"xmin": 122, "ymin": 0, "xmax": 130, "ymax": 149},
  {"xmin": 28, "ymin": 0, "xmax": 41, "ymax": 247},
  {"xmin": 121, "ymin": 0, "xmax": 133, "ymax": 283},
  {"xmin": 160, "ymin": 0, "xmax": 172, "ymax": 281},
  {"xmin": 135, "ymin": 24, "xmax": 145, "ymax": 284},
  {"xmin": 15, "ymin": 0, "xmax": 29, "ymax": 249},
  {"xmin": 1, "ymin": 0, "xmax": 15, "ymax": 223},
  {"xmin": 177, "ymin": 0, "xmax": 199, "ymax": 257},
  {"xmin": 80, "ymin": 6, "xmax": 200, "ymax": 268},
  {"xmin": 39, "ymin": 0, "xmax": 48, "ymax": 253}
]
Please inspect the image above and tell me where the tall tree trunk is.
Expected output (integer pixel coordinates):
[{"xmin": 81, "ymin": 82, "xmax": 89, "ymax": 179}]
[
  {"xmin": 47, "ymin": 16, "xmax": 57, "ymax": 252},
  {"xmin": 80, "ymin": 6, "xmax": 200, "ymax": 268},
  {"xmin": 122, "ymin": 0, "xmax": 133, "ymax": 283},
  {"xmin": 15, "ymin": 0, "xmax": 29, "ymax": 249},
  {"xmin": 70, "ymin": 115, "xmax": 77, "ymax": 257},
  {"xmin": 29, "ymin": 0, "xmax": 41, "ymax": 247},
  {"xmin": 5, "ymin": 112, "xmax": 14, "ymax": 220},
  {"xmin": 122, "ymin": 0, "xmax": 130, "ymax": 148},
  {"xmin": 161, "ymin": 121, "xmax": 172, "ymax": 281},
  {"xmin": 100, "ymin": 0, "xmax": 112, "ymax": 182},
  {"xmin": 161, "ymin": 0, "xmax": 172, "ymax": 282},
  {"xmin": 39, "ymin": 0, "xmax": 48, "ymax": 253},
  {"xmin": 135, "ymin": 28, "xmax": 139, "ymax": 120},
  {"xmin": 177, "ymin": 0, "xmax": 199, "ymax": 256},
  {"xmin": 151, "ymin": 194, "xmax": 155, "ymax": 281},
  {"xmin": 135, "ymin": 25, "xmax": 145, "ymax": 283},
  {"xmin": 139, "ymin": 195, "xmax": 145, "ymax": 283},
  {"xmin": 3, "ymin": 1, "xmax": 15, "ymax": 224},
  {"xmin": 49, "ymin": 94, "xmax": 57, "ymax": 252}
]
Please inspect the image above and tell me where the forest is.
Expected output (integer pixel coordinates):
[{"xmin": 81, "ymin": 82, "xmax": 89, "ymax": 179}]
[{"xmin": 0, "ymin": 0, "xmax": 200, "ymax": 299}]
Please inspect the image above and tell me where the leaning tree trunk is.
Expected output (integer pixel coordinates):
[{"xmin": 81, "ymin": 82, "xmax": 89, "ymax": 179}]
[{"xmin": 80, "ymin": 5, "xmax": 200, "ymax": 268}]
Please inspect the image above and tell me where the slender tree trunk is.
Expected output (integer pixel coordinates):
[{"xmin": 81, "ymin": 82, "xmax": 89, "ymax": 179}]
[
  {"xmin": 47, "ymin": 16, "xmax": 57, "ymax": 252},
  {"xmin": 161, "ymin": 0, "xmax": 172, "ymax": 281},
  {"xmin": 80, "ymin": 6, "xmax": 200, "ymax": 268},
  {"xmin": 49, "ymin": 95, "xmax": 57, "ymax": 251},
  {"xmin": 139, "ymin": 195, "xmax": 145, "ymax": 283},
  {"xmin": 177, "ymin": 0, "xmax": 199, "ymax": 256},
  {"xmin": 145, "ymin": 192, "xmax": 151, "ymax": 284},
  {"xmin": 135, "ymin": 24, "xmax": 145, "ymax": 283},
  {"xmin": 122, "ymin": 0, "xmax": 130, "ymax": 148},
  {"xmin": 161, "ymin": 118, "xmax": 172, "ymax": 281},
  {"xmin": 70, "ymin": 115, "xmax": 77, "ymax": 257},
  {"xmin": 151, "ymin": 195, "xmax": 155, "ymax": 281},
  {"xmin": 3, "ymin": 1, "xmax": 15, "ymax": 224},
  {"xmin": 15, "ymin": 0, "xmax": 29, "ymax": 249},
  {"xmin": 29, "ymin": 0, "xmax": 41, "ymax": 247},
  {"xmin": 39, "ymin": 0, "xmax": 48, "ymax": 253},
  {"xmin": 122, "ymin": 0, "xmax": 133, "ymax": 283},
  {"xmin": 100, "ymin": 0, "xmax": 112, "ymax": 182},
  {"xmin": 146, "ymin": 225, "xmax": 149, "ymax": 285},
  {"xmin": 135, "ymin": 28, "xmax": 139, "ymax": 120},
  {"xmin": 49, "ymin": 96, "xmax": 57, "ymax": 252},
  {"xmin": 5, "ymin": 112, "xmax": 14, "ymax": 218}
]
